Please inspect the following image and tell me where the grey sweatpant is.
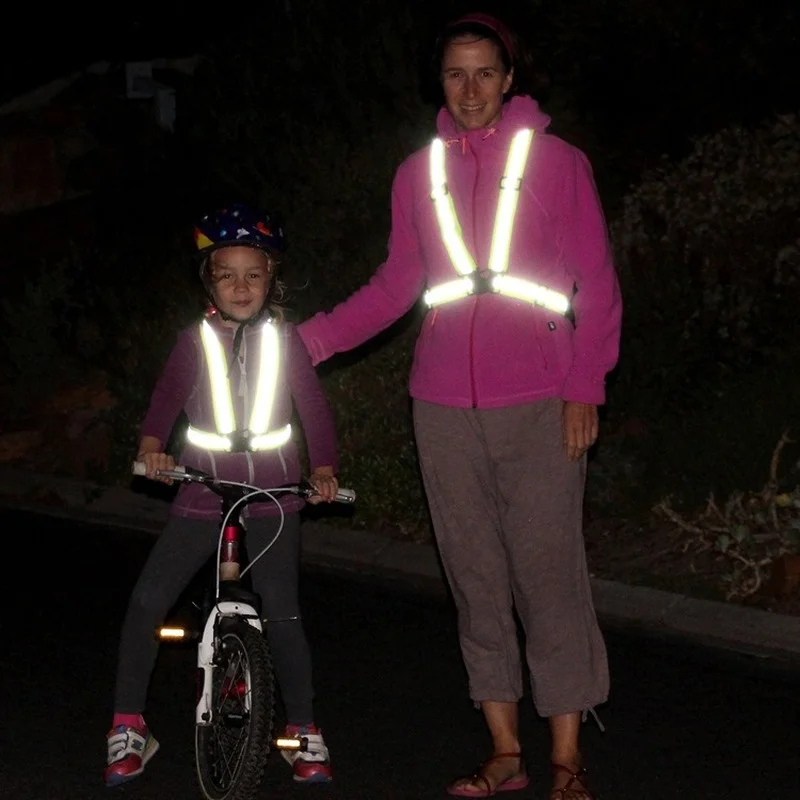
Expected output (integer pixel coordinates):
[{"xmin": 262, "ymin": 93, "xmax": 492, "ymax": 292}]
[{"xmin": 413, "ymin": 397, "xmax": 609, "ymax": 717}]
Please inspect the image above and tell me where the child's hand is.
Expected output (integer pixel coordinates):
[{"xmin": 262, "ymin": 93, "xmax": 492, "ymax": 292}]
[
  {"xmin": 137, "ymin": 450, "xmax": 177, "ymax": 485},
  {"xmin": 307, "ymin": 467, "xmax": 338, "ymax": 504}
]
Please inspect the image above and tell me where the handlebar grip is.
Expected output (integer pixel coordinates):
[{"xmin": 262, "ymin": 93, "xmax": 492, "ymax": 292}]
[
  {"xmin": 132, "ymin": 461, "xmax": 187, "ymax": 477},
  {"xmin": 335, "ymin": 488, "xmax": 356, "ymax": 504}
]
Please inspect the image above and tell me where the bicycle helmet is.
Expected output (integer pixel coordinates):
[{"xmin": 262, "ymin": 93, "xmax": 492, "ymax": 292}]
[
  {"xmin": 194, "ymin": 204, "xmax": 285, "ymax": 360},
  {"xmin": 193, "ymin": 203, "xmax": 285, "ymax": 255}
]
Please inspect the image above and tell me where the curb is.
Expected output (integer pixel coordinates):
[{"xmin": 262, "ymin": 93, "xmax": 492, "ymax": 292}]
[{"xmin": 2, "ymin": 465, "xmax": 800, "ymax": 663}]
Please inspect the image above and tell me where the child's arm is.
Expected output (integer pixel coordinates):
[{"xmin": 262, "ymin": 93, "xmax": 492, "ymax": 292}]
[
  {"xmin": 137, "ymin": 331, "xmax": 198, "ymax": 483},
  {"xmin": 286, "ymin": 325, "xmax": 340, "ymax": 502}
]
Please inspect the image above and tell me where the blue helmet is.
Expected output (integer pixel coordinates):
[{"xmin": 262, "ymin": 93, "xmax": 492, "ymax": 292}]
[{"xmin": 193, "ymin": 203, "xmax": 284, "ymax": 255}]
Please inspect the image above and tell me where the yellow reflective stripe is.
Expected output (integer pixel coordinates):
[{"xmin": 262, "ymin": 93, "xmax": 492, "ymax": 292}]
[
  {"xmin": 192, "ymin": 320, "xmax": 290, "ymax": 452},
  {"xmin": 248, "ymin": 321, "xmax": 279, "ymax": 435},
  {"xmin": 423, "ymin": 277, "xmax": 474, "ymax": 307},
  {"xmin": 430, "ymin": 139, "xmax": 477, "ymax": 276},
  {"xmin": 250, "ymin": 424, "xmax": 292, "ymax": 450},
  {"xmin": 488, "ymin": 129, "xmax": 534, "ymax": 274},
  {"xmin": 200, "ymin": 320, "xmax": 236, "ymax": 435},
  {"xmin": 490, "ymin": 274, "xmax": 570, "ymax": 314},
  {"xmin": 186, "ymin": 426, "xmax": 232, "ymax": 451},
  {"xmin": 186, "ymin": 425, "xmax": 292, "ymax": 452}
]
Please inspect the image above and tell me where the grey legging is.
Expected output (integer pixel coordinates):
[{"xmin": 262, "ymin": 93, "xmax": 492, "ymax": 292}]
[{"xmin": 113, "ymin": 512, "xmax": 315, "ymax": 724}]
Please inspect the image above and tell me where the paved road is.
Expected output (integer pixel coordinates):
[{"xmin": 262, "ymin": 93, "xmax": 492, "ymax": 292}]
[{"xmin": 2, "ymin": 509, "xmax": 799, "ymax": 799}]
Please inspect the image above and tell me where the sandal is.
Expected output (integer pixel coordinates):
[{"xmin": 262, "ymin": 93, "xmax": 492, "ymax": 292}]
[
  {"xmin": 550, "ymin": 763, "xmax": 594, "ymax": 799},
  {"xmin": 446, "ymin": 752, "xmax": 530, "ymax": 797}
]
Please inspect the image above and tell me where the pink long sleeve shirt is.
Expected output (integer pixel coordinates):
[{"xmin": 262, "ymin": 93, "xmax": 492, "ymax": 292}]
[{"xmin": 299, "ymin": 95, "xmax": 622, "ymax": 407}]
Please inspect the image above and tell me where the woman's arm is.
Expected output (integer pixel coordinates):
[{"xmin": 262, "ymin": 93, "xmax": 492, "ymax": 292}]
[
  {"xmin": 298, "ymin": 166, "xmax": 427, "ymax": 366},
  {"xmin": 558, "ymin": 149, "xmax": 623, "ymax": 405}
]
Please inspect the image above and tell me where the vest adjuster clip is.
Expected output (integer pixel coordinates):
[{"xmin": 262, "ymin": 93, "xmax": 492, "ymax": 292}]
[
  {"xmin": 472, "ymin": 271, "xmax": 494, "ymax": 295},
  {"xmin": 499, "ymin": 176, "xmax": 522, "ymax": 191},
  {"xmin": 229, "ymin": 430, "xmax": 252, "ymax": 453}
]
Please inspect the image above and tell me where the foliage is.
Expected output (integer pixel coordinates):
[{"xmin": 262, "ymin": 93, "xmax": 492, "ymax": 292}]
[
  {"xmin": 656, "ymin": 433, "xmax": 800, "ymax": 600},
  {"xmin": 0, "ymin": 235, "xmax": 200, "ymax": 480},
  {"xmin": 318, "ymin": 318, "xmax": 430, "ymax": 540},
  {"xmin": 608, "ymin": 113, "xmax": 800, "ymax": 415}
]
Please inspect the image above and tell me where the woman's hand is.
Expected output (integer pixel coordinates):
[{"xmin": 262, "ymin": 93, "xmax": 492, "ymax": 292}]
[
  {"xmin": 137, "ymin": 437, "xmax": 176, "ymax": 484},
  {"xmin": 562, "ymin": 402, "xmax": 599, "ymax": 462},
  {"xmin": 307, "ymin": 466, "xmax": 339, "ymax": 504}
]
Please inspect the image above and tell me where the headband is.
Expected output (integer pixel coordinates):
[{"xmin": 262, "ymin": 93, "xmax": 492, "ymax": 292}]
[{"xmin": 446, "ymin": 12, "xmax": 516, "ymax": 63}]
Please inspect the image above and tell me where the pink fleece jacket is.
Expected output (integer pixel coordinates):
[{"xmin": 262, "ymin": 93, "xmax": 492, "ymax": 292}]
[{"xmin": 299, "ymin": 95, "xmax": 622, "ymax": 407}]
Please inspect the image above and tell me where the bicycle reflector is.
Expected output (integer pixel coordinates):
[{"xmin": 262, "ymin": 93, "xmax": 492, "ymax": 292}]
[
  {"xmin": 274, "ymin": 736, "xmax": 308, "ymax": 752},
  {"xmin": 157, "ymin": 626, "xmax": 193, "ymax": 640}
]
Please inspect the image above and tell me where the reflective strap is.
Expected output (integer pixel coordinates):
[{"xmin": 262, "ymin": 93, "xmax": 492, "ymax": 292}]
[
  {"xmin": 250, "ymin": 424, "xmax": 292, "ymax": 451},
  {"xmin": 186, "ymin": 424, "xmax": 292, "ymax": 452},
  {"xmin": 192, "ymin": 320, "xmax": 292, "ymax": 452},
  {"xmin": 200, "ymin": 320, "xmax": 236, "ymax": 435},
  {"xmin": 423, "ymin": 276, "xmax": 474, "ymax": 307},
  {"xmin": 488, "ymin": 129, "xmax": 534, "ymax": 274},
  {"xmin": 429, "ymin": 138, "xmax": 477, "ymax": 277},
  {"xmin": 423, "ymin": 273, "xmax": 569, "ymax": 314},
  {"xmin": 247, "ymin": 322, "xmax": 280, "ymax": 435},
  {"xmin": 186, "ymin": 426, "xmax": 232, "ymax": 451},
  {"xmin": 491, "ymin": 274, "xmax": 570, "ymax": 314}
]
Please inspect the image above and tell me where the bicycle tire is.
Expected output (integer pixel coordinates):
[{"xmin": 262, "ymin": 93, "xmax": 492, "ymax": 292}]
[{"xmin": 195, "ymin": 621, "xmax": 275, "ymax": 800}]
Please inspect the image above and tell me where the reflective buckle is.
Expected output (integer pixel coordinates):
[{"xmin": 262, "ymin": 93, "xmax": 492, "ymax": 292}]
[
  {"xmin": 229, "ymin": 430, "xmax": 252, "ymax": 453},
  {"xmin": 430, "ymin": 183, "xmax": 449, "ymax": 201},
  {"xmin": 472, "ymin": 271, "xmax": 494, "ymax": 295},
  {"xmin": 499, "ymin": 176, "xmax": 522, "ymax": 191}
]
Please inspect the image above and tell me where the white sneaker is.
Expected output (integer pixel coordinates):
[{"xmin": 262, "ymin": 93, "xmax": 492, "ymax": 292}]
[
  {"xmin": 104, "ymin": 724, "xmax": 160, "ymax": 786},
  {"xmin": 280, "ymin": 725, "xmax": 332, "ymax": 783}
]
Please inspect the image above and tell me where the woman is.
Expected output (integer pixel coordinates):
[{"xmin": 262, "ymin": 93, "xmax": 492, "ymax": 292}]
[{"xmin": 299, "ymin": 12, "xmax": 622, "ymax": 799}]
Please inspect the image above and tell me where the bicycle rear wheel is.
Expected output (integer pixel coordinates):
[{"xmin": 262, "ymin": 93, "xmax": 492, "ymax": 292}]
[{"xmin": 195, "ymin": 621, "xmax": 275, "ymax": 800}]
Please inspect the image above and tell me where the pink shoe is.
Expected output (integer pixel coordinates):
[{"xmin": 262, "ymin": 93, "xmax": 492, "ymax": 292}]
[
  {"xmin": 104, "ymin": 725, "xmax": 160, "ymax": 786},
  {"xmin": 280, "ymin": 725, "xmax": 332, "ymax": 783}
]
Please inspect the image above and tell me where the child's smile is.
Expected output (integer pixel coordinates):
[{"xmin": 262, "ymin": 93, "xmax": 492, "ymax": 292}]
[{"xmin": 209, "ymin": 246, "xmax": 273, "ymax": 321}]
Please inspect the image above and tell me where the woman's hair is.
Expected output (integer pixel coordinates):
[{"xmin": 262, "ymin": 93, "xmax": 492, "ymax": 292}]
[{"xmin": 430, "ymin": 12, "xmax": 547, "ymax": 102}]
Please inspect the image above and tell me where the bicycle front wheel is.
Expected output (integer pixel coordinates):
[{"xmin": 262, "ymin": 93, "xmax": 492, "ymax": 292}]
[{"xmin": 195, "ymin": 621, "xmax": 275, "ymax": 800}]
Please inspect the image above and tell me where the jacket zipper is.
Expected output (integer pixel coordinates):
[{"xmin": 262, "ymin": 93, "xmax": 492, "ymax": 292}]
[
  {"xmin": 468, "ymin": 299, "xmax": 478, "ymax": 407},
  {"xmin": 469, "ymin": 140, "xmax": 479, "ymax": 408},
  {"xmin": 237, "ymin": 334, "xmax": 255, "ymax": 515}
]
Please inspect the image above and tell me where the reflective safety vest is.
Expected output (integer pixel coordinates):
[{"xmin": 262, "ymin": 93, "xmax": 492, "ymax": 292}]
[
  {"xmin": 186, "ymin": 319, "xmax": 292, "ymax": 452},
  {"xmin": 423, "ymin": 129, "xmax": 570, "ymax": 315}
]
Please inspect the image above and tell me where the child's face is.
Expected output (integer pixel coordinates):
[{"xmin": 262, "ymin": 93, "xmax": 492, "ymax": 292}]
[{"xmin": 209, "ymin": 246, "xmax": 273, "ymax": 322}]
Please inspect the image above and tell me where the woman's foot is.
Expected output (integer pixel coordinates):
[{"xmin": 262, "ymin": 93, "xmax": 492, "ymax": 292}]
[
  {"xmin": 446, "ymin": 752, "xmax": 529, "ymax": 797},
  {"xmin": 550, "ymin": 762, "xmax": 593, "ymax": 799}
]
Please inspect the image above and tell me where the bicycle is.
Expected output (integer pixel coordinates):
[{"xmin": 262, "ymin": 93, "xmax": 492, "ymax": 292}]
[{"xmin": 131, "ymin": 460, "xmax": 355, "ymax": 800}]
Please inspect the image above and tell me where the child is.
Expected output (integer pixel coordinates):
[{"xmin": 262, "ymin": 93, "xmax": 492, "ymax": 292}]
[{"xmin": 105, "ymin": 204, "xmax": 339, "ymax": 786}]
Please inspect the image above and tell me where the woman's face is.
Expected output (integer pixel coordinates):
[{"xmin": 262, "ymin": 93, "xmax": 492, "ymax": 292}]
[{"xmin": 441, "ymin": 34, "xmax": 513, "ymax": 131}]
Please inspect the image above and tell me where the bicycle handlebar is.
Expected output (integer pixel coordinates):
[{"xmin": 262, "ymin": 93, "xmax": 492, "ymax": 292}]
[{"xmin": 132, "ymin": 461, "xmax": 356, "ymax": 504}]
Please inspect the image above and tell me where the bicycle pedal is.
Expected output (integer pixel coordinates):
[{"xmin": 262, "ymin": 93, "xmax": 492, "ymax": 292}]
[{"xmin": 274, "ymin": 735, "xmax": 308, "ymax": 752}]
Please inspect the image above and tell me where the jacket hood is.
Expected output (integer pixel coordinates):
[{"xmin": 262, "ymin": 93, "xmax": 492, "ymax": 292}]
[{"xmin": 435, "ymin": 94, "xmax": 551, "ymax": 145}]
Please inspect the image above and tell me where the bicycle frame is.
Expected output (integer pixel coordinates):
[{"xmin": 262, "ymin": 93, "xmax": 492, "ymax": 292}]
[
  {"xmin": 196, "ymin": 493, "xmax": 263, "ymax": 727},
  {"xmin": 134, "ymin": 462, "xmax": 355, "ymax": 730}
]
